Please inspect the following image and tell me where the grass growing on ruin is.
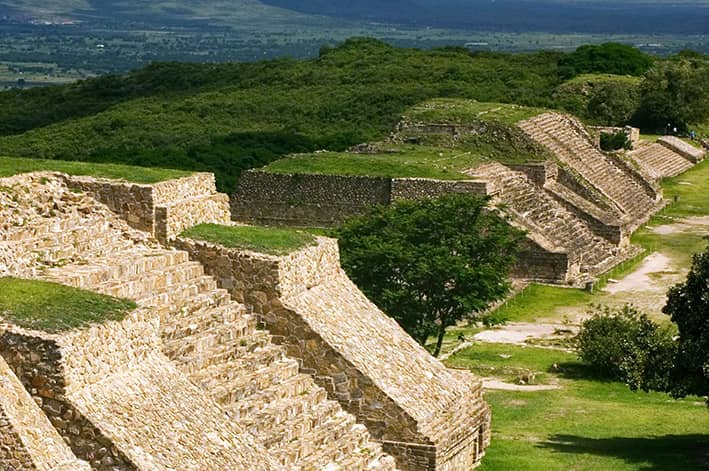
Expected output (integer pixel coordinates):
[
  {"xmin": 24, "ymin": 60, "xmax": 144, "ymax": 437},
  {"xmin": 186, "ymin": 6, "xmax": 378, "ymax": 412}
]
[
  {"xmin": 262, "ymin": 146, "xmax": 479, "ymax": 180},
  {"xmin": 446, "ymin": 343, "xmax": 709, "ymax": 470},
  {"xmin": 262, "ymin": 139, "xmax": 546, "ymax": 180},
  {"xmin": 0, "ymin": 277, "xmax": 136, "ymax": 332},
  {"xmin": 401, "ymin": 99, "xmax": 547, "ymax": 125},
  {"xmin": 0, "ymin": 156, "xmax": 192, "ymax": 183},
  {"xmin": 180, "ymin": 223, "xmax": 317, "ymax": 255}
]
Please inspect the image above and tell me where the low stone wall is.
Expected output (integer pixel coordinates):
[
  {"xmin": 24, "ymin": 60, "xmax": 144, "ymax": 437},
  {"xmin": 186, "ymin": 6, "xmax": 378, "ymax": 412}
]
[
  {"xmin": 658, "ymin": 136, "xmax": 706, "ymax": 163},
  {"xmin": 174, "ymin": 236, "xmax": 492, "ymax": 471},
  {"xmin": 63, "ymin": 172, "xmax": 230, "ymax": 242},
  {"xmin": 233, "ymin": 170, "xmax": 489, "ymax": 228}
]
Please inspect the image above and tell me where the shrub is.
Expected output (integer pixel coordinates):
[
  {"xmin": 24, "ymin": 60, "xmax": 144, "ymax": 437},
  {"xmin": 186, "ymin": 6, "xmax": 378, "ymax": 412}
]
[
  {"xmin": 575, "ymin": 305, "xmax": 676, "ymax": 388},
  {"xmin": 599, "ymin": 131, "xmax": 632, "ymax": 151}
]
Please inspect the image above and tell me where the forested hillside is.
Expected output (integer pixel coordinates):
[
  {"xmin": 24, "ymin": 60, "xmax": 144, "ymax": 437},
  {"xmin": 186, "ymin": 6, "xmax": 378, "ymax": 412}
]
[{"xmin": 0, "ymin": 40, "xmax": 706, "ymax": 192}]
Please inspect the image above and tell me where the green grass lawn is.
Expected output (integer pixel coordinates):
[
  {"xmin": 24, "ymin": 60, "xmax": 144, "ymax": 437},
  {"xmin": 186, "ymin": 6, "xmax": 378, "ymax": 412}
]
[
  {"xmin": 179, "ymin": 223, "xmax": 317, "ymax": 255},
  {"xmin": 446, "ymin": 343, "xmax": 709, "ymax": 470},
  {"xmin": 402, "ymin": 99, "xmax": 547, "ymax": 125},
  {"xmin": 262, "ymin": 145, "xmax": 481, "ymax": 180},
  {"xmin": 0, "ymin": 156, "xmax": 193, "ymax": 183},
  {"xmin": 0, "ymin": 277, "xmax": 136, "ymax": 332}
]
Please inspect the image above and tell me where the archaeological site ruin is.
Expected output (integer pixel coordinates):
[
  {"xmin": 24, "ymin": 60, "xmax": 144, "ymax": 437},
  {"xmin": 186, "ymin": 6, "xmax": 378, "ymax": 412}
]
[{"xmin": 0, "ymin": 101, "xmax": 704, "ymax": 470}]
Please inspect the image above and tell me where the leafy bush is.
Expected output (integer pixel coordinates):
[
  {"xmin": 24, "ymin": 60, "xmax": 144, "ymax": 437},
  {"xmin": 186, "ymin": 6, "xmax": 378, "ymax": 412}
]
[
  {"xmin": 558, "ymin": 43, "xmax": 654, "ymax": 79},
  {"xmin": 575, "ymin": 305, "xmax": 676, "ymax": 388},
  {"xmin": 599, "ymin": 131, "xmax": 631, "ymax": 151}
]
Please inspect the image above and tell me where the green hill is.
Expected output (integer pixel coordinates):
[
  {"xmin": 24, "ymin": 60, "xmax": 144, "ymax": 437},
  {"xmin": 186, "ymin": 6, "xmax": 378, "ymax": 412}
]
[{"xmin": 0, "ymin": 40, "xmax": 565, "ymax": 192}]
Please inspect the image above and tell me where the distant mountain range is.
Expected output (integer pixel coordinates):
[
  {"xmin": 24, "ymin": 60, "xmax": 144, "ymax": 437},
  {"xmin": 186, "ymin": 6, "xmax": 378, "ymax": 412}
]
[{"xmin": 2, "ymin": 0, "xmax": 708, "ymax": 33}]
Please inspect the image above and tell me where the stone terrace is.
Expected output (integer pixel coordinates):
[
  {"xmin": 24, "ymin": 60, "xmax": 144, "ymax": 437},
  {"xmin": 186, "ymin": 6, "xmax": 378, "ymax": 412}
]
[
  {"xmin": 175, "ymin": 236, "xmax": 491, "ymax": 471},
  {"xmin": 0, "ymin": 173, "xmax": 396, "ymax": 470},
  {"xmin": 518, "ymin": 112, "xmax": 662, "ymax": 229},
  {"xmin": 468, "ymin": 162, "xmax": 622, "ymax": 283},
  {"xmin": 630, "ymin": 137, "xmax": 705, "ymax": 180}
]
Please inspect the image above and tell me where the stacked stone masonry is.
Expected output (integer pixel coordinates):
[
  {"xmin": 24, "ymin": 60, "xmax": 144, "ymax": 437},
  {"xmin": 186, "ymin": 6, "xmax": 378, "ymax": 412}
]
[
  {"xmin": 467, "ymin": 163, "xmax": 626, "ymax": 283},
  {"xmin": 63, "ymin": 172, "xmax": 230, "ymax": 242},
  {"xmin": 233, "ymin": 171, "xmax": 488, "ymax": 227},
  {"xmin": 518, "ymin": 112, "xmax": 663, "ymax": 231},
  {"xmin": 0, "ymin": 172, "xmax": 397, "ymax": 470},
  {"xmin": 0, "ymin": 355, "xmax": 91, "ymax": 471},
  {"xmin": 629, "ymin": 142, "xmax": 695, "ymax": 180},
  {"xmin": 174, "ymin": 236, "xmax": 492, "ymax": 471}
]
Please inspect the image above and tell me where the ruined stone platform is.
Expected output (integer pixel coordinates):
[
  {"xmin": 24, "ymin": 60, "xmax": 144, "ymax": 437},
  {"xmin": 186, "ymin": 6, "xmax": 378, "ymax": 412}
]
[
  {"xmin": 175, "ymin": 235, "xmax": 491, "ymax": 470},
  {"xmin": 1, "ymin": 172, "xmax": 398, "ymax": 470}
]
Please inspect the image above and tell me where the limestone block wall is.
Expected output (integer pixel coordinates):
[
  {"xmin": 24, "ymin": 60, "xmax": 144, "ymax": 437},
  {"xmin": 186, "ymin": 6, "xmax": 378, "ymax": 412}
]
[
  {"xmin": 389, "ymin": 178, "xmax": 488, "ymax": 201},
  {"xmin": 232, "ymin": 171, "xmax": 392, "ymax": 227},
  {"xmin": 0, "ymin": 328, "xmax": 137, "ymax": 469},
  {"xmin": 174, "ymin": 236, "xmax": 491, "ymax": 471},
  {"xmin": 63, "ymin": 172, "xmax": 230, "ymax": 242},
  {"xmin": 0, "ymin": 312, "xmax": 276, "ymax": 471},
  {"xmin": 233, "ymin": 170, "xmax": 489, "ymax": 228},
  {"xmin": 0, "ymin": 355, "xmax": 90, "ymax": 471},
  {"xmin": 506, "ymin": 162, "xmax": 558, "ymax": 188},
  {"xmin": 511, "ymin": 238, "xmax": 576, "ymax": 283},
  {"xmin": 589, "ymin": 126, "xmax": 641, "ymax": 149}
]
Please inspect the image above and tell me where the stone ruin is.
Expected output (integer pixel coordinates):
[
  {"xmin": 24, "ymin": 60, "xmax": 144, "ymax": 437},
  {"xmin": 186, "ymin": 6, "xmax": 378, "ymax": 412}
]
[
  {"xmin": 233, "ymin": 110, "xmax": 704, "ymax": 285},
  {"xmin": 1, "ymin": 107, "xmax": 704, "ymax": 470},
  {"xmin": 0, "ymin": 170, "xmax": 490, "ymax": 470}
]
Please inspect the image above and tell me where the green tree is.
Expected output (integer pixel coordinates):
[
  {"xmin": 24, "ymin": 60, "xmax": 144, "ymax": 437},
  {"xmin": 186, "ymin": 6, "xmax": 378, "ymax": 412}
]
[
  {"xmin": 587, "ymin": 81, "xmax": 640, "ymax": 126},
  {"xmin": 635, "ymin": 59, "xmax": 709, "ymax": 131},
  {"xmin": 663, "ymin": 242, "xmax": 709, "ymax": 402},
  {"xmin": 558, "ymin": 43, "xmax": 654, "ymax": 79},
  {"xmin": 337, "ymin": 194, "xmax": 523, "ymax": 356},
  {"xmin": 576, "ymin": 304, "xmax": 676, "ymax": 389}
]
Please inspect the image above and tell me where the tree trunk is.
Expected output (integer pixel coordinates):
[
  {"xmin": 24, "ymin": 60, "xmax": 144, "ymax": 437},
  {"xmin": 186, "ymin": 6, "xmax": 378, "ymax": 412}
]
[{"xmin": 433, "ymin": 322, "xmax": 447, "ymax": 357}]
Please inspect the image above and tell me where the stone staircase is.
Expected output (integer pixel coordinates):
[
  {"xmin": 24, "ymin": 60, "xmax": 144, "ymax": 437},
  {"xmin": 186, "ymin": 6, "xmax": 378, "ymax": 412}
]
[
  {"xmin": 519, "ymin": 112, "xmax": 657, "ymax": 222},
  {"xmin": 469, "ymin": 163, "xmax": 618, "ymax": 276},
  {"xmin": 630, "ymin": 142, "xmax": 695, "ymax": 179},
  {"xmin": 20, "ymin": 177, "xmax": 395, "ymax": 469}
]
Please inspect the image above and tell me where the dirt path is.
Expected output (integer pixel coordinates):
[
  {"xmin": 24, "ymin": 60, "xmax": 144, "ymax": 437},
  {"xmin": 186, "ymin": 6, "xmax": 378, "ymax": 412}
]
[
  {"xmin": 473, "ymin": 322, "xmax": 575, "ymax": 347},
  {"xmin": 482, "ymin": 378, "xmax": 561, "ymax": 391}
]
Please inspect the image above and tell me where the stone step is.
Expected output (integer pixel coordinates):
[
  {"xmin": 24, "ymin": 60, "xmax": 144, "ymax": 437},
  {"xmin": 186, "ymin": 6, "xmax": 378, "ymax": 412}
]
[
  {"xmin": 171, "ymin": 330, "xmax": 275, "ymax": 373},
  {"xmin": 0, "ymin": 213, "xmax": 90, "ymax": 242},
  {"xmin": 42, "ymin": 248, "xmax": 189, "ymax": 289},
  {"xmin": 136, "ymin": 276, "xmax": 219, "ymax": 308},
  {"xmin": 280, "ymin": 411, "xmax": 361, "ymax": 468},
  {"xmin": 161, "ymin": 303, "xmax": 254, "ymax": 341},
  {"xmin": 205, "ymin": 356, "xmax": 301, "ymax": 405},
  {"xmin": 27, "ymin": 234, "xmax": 134, "ymax": 265},
  {"xmin": 229, "ymin": 373, "xmax": 327, "ymax": 422},
  {"xmin": 97, "ymin": 261, "xmax": 205, "ymax": 300},
  {"xmin": 163, "ymin": 322, "xmax": 271, "ymax": 361}
]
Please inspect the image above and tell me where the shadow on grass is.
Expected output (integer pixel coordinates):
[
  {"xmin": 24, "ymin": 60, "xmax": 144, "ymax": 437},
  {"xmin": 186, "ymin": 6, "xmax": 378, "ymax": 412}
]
[
  {"xmin": 539, "ymin": 434, "xmax": 709, "ymax": 470},
  {"xmin": 548, "ymin": 361, "xmax": 616, "ymax": 382}
]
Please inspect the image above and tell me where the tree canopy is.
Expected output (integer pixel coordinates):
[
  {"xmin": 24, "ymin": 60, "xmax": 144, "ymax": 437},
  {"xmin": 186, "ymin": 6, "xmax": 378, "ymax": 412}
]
[
  {"xmin": 337, "ymin": 193, "xmax": 524, "ymax": 356},
  {"xmin": 635, "ymin": 58, "xmax": 709, "ymax": 131},
  {"xmin": 558, "ymin": 43, "xmax": 654, "ymax": 79},
  {"xmin": 663, "ymin": 241, "xmax": 709, "ymax": 402}
]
